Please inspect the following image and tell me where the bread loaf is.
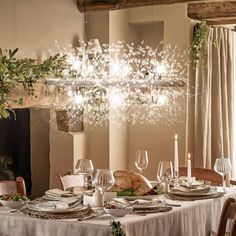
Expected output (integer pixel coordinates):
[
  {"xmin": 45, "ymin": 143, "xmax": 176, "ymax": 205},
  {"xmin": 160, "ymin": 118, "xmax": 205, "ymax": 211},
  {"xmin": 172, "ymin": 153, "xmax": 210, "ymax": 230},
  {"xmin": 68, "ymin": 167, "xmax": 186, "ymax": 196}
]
[{"xmin": 109, "ymin": 170, "xmax": 152, "ymax": 196}]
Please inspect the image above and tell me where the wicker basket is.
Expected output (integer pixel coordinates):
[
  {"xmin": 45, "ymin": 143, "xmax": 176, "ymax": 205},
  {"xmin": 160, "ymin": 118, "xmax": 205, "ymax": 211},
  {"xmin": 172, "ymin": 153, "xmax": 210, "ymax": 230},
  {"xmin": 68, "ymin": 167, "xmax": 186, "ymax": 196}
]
[{"xmin": 55, "ymin": 110, "xmax": 84, "ymax": 132}]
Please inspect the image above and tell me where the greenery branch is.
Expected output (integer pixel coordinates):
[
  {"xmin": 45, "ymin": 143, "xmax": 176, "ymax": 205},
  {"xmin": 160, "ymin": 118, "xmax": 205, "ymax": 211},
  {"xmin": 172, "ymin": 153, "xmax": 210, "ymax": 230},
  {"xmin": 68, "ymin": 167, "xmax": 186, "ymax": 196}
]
[
  {"xmin": 110, "ymin": 220, "xmax": 126, "ymax": 236},
  {"xmin": 0, "ymin": 48, "xmax": 68, "ymax": 119},
  {"xmin": 191, "ymin": 21, "xmax": 208, "ymax": 66}
]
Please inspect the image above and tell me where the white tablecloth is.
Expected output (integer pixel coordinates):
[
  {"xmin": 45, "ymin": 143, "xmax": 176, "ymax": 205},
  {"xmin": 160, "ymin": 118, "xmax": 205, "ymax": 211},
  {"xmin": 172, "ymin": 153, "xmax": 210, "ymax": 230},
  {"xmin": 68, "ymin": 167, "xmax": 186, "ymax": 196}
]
[{"xmin": 0, "ymin": 188, "xmax": 236, "ymax": 236}]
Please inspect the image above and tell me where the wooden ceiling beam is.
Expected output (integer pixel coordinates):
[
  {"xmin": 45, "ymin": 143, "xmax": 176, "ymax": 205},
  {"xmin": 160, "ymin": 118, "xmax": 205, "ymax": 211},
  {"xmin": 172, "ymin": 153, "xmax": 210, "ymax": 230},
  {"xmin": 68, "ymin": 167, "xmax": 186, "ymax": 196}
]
[
  {"xmin": 77, "ymin": 0, "xmax": 206, "ymax": 13},
  {"xmin": 188, "ymin": 1, "xmax": 236, "ymax": 24}
]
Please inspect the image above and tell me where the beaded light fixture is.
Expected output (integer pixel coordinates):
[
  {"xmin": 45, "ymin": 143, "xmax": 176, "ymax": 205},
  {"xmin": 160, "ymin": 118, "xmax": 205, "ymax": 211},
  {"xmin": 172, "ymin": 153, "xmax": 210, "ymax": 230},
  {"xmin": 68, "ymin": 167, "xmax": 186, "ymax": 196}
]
[{"xmin": 46, "ymin": 40, "xmax": 188, "ymax": 126}]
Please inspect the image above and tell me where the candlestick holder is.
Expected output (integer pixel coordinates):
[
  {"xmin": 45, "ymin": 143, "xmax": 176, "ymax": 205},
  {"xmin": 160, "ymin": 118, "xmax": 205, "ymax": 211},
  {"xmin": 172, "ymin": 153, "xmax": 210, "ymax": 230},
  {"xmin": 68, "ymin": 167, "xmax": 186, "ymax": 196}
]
[{"xmin": 174, "ymin": 170, "xmax": 179, "ymax": 187}]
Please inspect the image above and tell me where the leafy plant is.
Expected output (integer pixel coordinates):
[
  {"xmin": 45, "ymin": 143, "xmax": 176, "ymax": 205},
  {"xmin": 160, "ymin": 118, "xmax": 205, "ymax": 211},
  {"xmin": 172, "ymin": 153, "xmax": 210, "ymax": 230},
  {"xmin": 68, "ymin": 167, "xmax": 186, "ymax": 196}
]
[
  {"xmin": 110, "ymin": 220, "xmax": 126, "ymax": 236},
  {"xmin": 0, "ymin": 48, "xmax": 68, "ymax": 119},
  {"xmin": 191, "ymin": 21, "xmax": 208, "ymax": 66}
]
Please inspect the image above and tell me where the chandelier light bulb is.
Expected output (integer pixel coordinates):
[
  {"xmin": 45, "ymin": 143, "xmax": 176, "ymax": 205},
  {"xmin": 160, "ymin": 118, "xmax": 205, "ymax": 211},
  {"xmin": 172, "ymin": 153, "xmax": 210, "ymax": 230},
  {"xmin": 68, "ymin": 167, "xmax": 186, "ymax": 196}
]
[
  {"xmin": 154, "ymin": 64, "xmax": 166, "ymax": 75},
  {"xmin": 156, "ymin": 94, "xmax": 168, "ymax": 106},
  {"xmin": 87, "ymin": 64, "xmax": 95, "ymax": 73},
  {"xmin": 110, "ymin": 62, "xmax": 122, "ymax": 76},
  {"xmin": 109, "ymin": 90, "xmax": 124, "ymax": 107},
  {"xmin": 72, "ymin": 60, "xmax": 81, "ymax": 70},
  {"xmin": 123, "ymin": 65, "xmax": 132, "ymax": 76},
  {"xmin": 67, "ymin": 88, "xmax": 73, "ymax": 97},
  {"xmin": 74, "ymin": 94, "xmax": 85, "ymax": 105}
]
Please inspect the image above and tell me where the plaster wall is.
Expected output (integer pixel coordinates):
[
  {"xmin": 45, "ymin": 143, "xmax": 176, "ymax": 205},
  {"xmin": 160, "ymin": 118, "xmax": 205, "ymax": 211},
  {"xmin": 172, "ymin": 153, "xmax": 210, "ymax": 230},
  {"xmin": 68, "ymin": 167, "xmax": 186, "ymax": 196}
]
[
  {"xmin": 85, "ymin": 11, "xmax": 110, "ymax": 170},
  {"xmin": 0, "ymin": 0, "xmax": 85, "ymax": 196},
  {"xmin": 109, "ymin": 4, "xmax": 192, "ymax": 180}
]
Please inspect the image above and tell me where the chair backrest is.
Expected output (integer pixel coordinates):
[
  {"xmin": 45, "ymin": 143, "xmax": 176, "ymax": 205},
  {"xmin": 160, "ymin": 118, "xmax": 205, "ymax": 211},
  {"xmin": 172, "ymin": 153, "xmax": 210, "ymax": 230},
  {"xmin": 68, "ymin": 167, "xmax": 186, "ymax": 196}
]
[
  {"xmin": 179, "ymin": 167, "xmax": 222, "ymax": 185},
  {"xmin": 0, "ymin": 177, "xmax": 26, "ymax": 196},
  {"xmin": 56, "ymin": 174, "xmax": 84, "ymax": 190},
  {"xmin": 217, "ymin": 198, "xmax": 236, "ymax": 236},
  {"xmin": 230, "ymin": 179, "xmax": 236, "ymax": 186}
]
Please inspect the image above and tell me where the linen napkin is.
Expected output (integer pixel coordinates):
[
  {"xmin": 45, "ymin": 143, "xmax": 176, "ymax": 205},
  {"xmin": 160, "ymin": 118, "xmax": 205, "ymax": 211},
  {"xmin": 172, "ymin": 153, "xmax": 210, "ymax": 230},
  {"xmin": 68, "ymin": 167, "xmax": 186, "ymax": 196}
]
[
  {"xmin": 113, "ymin": 198, "xmax": 160, "ymax": 206},
  {"xmin": 29, "ymin": 201, "xmax": 84, "ymax": 211},
  {"xmin": 45, "ymin": 189, "xmax": 71, "ymax": 197},
  {"xmin": 171, "ymin": 186, "xmax": 211, "ymax": 193}
]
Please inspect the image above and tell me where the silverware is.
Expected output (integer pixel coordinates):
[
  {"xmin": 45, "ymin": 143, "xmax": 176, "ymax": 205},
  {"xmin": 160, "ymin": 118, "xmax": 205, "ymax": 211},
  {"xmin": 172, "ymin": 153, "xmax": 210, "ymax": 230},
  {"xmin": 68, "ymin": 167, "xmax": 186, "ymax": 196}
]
[
  {"xmin": 122, "ymin": 200, "xmax": 139, "ymax": 209},
  {"xmin": 77, "ymin": 212, "xmax": 100, "ymax": 221},
  {"xmin": 152, "ymin": 200, "xmax": 181, "ymax": 207},
  {"xmin": 165, "ymin": 203, "xmax": 181, "ymax": 207},
  {"xmin": 68, "ymin": 199, "xmax": 82, "ymax": 207},
  {"xmin": 10, "ymin": 205, "xmax": 27, "ymax": 213}
]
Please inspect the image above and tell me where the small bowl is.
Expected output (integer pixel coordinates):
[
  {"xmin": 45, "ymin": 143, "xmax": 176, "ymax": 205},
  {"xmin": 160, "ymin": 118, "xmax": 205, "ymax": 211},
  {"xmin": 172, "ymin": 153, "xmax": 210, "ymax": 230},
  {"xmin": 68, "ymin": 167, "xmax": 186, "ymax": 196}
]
[
  {"xmin": 104, "ymin": 207, "xmax": 133, "ymax": 217},
  {"xmin": 0, "ymin": 199, "xmax": 29, "ymax": 209}
]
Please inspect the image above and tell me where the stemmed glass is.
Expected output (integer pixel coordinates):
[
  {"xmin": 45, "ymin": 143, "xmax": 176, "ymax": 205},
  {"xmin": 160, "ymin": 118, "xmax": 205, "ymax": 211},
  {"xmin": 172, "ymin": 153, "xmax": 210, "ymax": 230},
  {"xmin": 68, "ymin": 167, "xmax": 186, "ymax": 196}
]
[
  {"xmin": 93, "ymin": 169, "xmax": 115, "ymax": 208},
  {"xmin": 135, "ymin": 150, "xmax": 149, "ymax": 174},
  {"xmin": 157, "ymin": 161, "xmax": 174, "ymax": 193},
  {"xmin": 214, "ymin": 158, "xmax": 232, "ymax": 187},
  {"xmin": 75, "ymin": 159, "xmax": 94, "ymax": 189}
]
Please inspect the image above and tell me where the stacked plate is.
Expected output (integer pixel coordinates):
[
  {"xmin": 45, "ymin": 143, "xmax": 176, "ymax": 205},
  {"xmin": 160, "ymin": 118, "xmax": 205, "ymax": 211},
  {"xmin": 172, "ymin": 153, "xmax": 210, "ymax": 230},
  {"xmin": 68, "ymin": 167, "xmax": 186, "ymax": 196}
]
[
  {"xmin": 42, "ymin": 189, "xmax": 82, "ymax": 202},
  {"xmin": 168, "ymin": 185, "xmax": 223, "ymax": 200},
  {"xmin": 112, "ymin": 197, "xmax": 172, "ymax": 214},
  {"xmin": 21, "ymin": 203, "xmax": 97, "ymax": 220}
]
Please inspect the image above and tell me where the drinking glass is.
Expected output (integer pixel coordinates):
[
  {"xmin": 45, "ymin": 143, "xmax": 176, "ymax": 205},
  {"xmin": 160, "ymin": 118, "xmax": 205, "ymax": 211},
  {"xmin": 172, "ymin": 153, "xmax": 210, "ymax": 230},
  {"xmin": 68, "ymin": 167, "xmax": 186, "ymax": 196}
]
[
  {"xmin": 214, "ymin": 158, "xmax": 232, "ymax": 187},
  {"xmin": 157, "ymin": 161, "xmax": 174, "ymax": 193},
  {"xmin": 135, "ymin": 150, "xmax": 149, "ymax": 174},
  {"xmin": 75, "ymin": 159, "xmax": 94, "ymax": 189},
  {"xmin": 93, "ymin": 169, "xmax": 115, "ymax": 207}
]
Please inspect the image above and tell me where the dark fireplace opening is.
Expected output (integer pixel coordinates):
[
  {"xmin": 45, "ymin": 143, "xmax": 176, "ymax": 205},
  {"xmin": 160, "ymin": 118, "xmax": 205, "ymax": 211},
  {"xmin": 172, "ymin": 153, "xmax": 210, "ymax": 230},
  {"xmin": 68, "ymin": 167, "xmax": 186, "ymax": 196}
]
[{"xmin": 0, "ymin": 109, "xmax": 31, "ymax": 195}]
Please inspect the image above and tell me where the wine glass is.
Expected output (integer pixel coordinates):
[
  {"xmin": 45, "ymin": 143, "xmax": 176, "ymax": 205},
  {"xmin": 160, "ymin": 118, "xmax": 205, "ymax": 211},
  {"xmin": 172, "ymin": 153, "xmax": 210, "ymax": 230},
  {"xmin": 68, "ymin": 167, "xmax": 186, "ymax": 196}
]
[
  {"xmin": 157, "ymin": 161, "xmax": 174, "ymax": 193},
  {"xmin": 214, "ymin": 158, "xmax": 232, "ymax": 187},
  {"xmin": 93, "ymin": 169, "xmax": 115, "ymax": 208},
  {"xmin": 75, "ymin": 159, "xmax": 94, "ymax": 189},
  {"xmin": 135, "ymin": 150, "xmax": 149, "ymax": 174}
]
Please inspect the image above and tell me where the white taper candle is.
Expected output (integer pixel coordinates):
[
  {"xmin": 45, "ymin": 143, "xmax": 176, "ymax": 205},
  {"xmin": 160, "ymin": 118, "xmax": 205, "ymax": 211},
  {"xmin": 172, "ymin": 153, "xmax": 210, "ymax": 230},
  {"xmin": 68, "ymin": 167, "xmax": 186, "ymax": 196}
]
[
  {"xmin": 187, "ymin": 153, "xmax": 192, "ymax": 184},
  {"xmin": 174, "ymin": 134, "xmax": 179, "ymax": 172}
]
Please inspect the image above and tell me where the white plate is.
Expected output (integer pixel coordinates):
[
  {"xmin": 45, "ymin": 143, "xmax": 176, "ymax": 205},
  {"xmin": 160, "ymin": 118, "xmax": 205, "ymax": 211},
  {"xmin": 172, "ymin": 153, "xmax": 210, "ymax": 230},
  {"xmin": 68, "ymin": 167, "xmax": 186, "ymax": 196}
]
[
  {"xmin": 104, "ymin": 207, "xmax": 132, "ymax": 217},
  {"xmin": 0, "ymin": 200, "xmax": 29, "ymax": 209},
  {"xmin": 118, "ymin": 195, "xmax": 160, "ymax": 201},
  {"xmin": 42, "ymin": 195, "xmax": 81, "ymax": 202},
  {"xmin": 170, "ymin": 189, "xmax": 218, "ymax": 197},
  {"xmin": 132, "ymin": 203, "xmax": 163, "ymax": 209},
  {"xmin": 27, "ymin": 203, "xmax": 85, "ymax": 213}
]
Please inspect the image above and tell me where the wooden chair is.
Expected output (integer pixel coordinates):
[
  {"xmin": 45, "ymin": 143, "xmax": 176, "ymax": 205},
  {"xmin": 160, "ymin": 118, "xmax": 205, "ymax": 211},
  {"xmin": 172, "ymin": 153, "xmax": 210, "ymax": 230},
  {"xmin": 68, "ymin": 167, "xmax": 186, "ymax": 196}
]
[
  {"xmin": 56, "ymin": 174, "xmax": 84, "ymax": 191},
  {"xmin": 230, "ymin": 179, "xmax": 236, "ymax": 186},
  {"xmin": 212, "ymin": 198, "xmax": 236, "ymax": 236},
  {"xmin": 179, "ymin": 167, "xmax": 223, "ymax": 186},
  {"xmin": 0, "ymin": 176, "xmax": 26, "ymax": 196}
]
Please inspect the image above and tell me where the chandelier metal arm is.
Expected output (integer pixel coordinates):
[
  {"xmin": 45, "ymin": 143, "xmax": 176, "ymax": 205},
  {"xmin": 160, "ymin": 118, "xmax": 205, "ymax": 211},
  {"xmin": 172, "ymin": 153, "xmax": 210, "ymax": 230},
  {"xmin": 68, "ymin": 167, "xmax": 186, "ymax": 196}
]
[{"xmin": 46, "ymin": 78, "xmax": 185, "ymax": 87}]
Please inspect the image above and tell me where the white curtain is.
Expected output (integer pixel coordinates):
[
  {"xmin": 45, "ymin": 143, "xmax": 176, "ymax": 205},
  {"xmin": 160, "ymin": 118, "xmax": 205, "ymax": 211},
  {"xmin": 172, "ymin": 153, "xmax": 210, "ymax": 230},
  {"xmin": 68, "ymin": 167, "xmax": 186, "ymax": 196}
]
[
  {"xmin": 233, "ymin": 32, "xmax": 236, "ymax": 178},
  {"xmin": 193, "ymin": 27, "xmax": 234, "ymax": 171}
]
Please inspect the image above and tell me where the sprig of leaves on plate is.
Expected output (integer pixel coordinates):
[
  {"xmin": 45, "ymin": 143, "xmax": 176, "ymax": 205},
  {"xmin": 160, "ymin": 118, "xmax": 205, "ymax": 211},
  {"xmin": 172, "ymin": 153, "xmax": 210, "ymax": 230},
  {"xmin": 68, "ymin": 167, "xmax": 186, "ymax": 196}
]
[
  {"xmin": 117, "ymin": 185, "xmax": 164, "ymax": 197},
  {"xmin": 117, "ymin": 189, "xmax": 134, "ymax": 197}
]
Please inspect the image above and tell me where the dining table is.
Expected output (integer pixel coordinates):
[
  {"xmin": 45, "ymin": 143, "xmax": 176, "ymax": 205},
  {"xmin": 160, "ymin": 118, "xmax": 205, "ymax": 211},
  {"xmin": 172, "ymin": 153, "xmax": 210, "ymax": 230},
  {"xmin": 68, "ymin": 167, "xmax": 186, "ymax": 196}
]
[{"xmin": 0, "ymin": 187, "xmax": 236, "ymax": 236}]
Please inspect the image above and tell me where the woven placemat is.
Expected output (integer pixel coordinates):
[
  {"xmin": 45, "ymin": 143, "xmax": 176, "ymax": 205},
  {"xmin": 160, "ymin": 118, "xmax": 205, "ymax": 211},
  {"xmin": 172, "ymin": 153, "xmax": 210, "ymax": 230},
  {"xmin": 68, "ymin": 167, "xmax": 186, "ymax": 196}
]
[
  {"xmin": 166, "ymin": 192, "xmax": 224, "ymax": 201},
  {"xmin": 20, "ymin": 205, "xmax": 97, "ymax": 220}
]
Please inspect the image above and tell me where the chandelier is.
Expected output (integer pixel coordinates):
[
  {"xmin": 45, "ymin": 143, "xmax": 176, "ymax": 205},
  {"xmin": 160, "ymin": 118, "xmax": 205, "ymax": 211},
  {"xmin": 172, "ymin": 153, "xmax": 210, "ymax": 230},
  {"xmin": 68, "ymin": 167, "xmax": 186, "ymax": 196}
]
[{"xmin": 45, "ymin": 40, "xmax": 188, "ymax": 126}]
